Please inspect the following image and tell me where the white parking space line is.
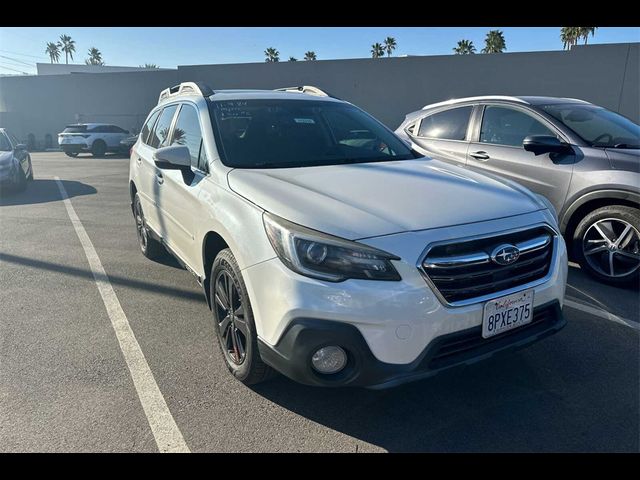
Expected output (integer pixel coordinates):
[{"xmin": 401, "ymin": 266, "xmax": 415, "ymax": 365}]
[
  {"xmin": 564, "ymin": 297, "xmax": 639, "ymax": 331},
  {"xmin": 55, "ymin": 177, "xmax": 190, "ymax": 453}
]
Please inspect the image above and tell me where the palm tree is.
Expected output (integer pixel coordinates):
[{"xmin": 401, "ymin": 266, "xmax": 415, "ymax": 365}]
[
  {"xmin": 304, "ymin": 51, "xmax": 317, "ymax": 61},
  {"xmin": 288, "ymin": 56, "xmax": 298, "ymax": 62},
  {"xmin": 383, "ymin": 37, "xmax": 397, "ymax": 57},
  {"xmin": 140, "ymin": 63, "xmax": 159, "ymax": 68},
  {"xmin": 580, "ymin": 27, "xmax": 598, "ymax": 44},
  {"xmin": 45, "ymin": 42, "xmax": 61, "ymax": 63},
  {"xmin": 482, "ymin": 30, "xmax": 506, "ymax": 53},
  {"xmin": 453, "ymin": 40, "xmax": 476, "ymax": 55},
  {"xmin": 59, "ymin": 34, "xmax": 76, "ymax": 64},
  {"xmin": 85, "ymin": 47, "xmax": 104, "ymax": 66},
  {"xmin": 371, "ymin": 43, "xmax": 385, "ymax": 58},
  {"xmin": 264, "ymin": 47, "xmax": 279, "ymax": 62},
  {"xmin": 560, "ymin": 27, "xmax": 581, "ymax": 50}
]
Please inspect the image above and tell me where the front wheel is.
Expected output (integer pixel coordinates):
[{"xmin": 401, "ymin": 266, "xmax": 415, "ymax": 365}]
[
  {"xmin": 573, "ymin": 205, "xmax": 640, "ymax": 286},
  {"xmin": 133, "ymin": 193, "xmax": 165, "ymax": 259},
  {"xmin": 210, "ymin": 248, "xmax": 274, "ymax": 385}
]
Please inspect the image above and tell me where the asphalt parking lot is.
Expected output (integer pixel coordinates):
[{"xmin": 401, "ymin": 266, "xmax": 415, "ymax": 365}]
[{"xmin": 0, "ymin": 152, "xmax": 638, "ymax": 452}]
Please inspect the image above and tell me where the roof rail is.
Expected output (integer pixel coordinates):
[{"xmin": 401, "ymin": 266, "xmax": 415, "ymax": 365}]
[
  {"xmin": 422, "ymin": 95, "xmax": 528, "ymax": 110},
  {"xmin": 274, "ymin": 85, "xmax": 337, "ymax": 98},
  {"xmin": 158, "ymin": 81, "xmax": 214, "ymax": 104}
]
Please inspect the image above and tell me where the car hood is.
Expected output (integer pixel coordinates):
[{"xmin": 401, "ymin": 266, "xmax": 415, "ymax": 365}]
[
  {"xmin": 227, "ymin": 158, "xmax": 545, "ymax": 240},
  {"xmin": 605, "ymin": 147, "xmax": 640, "ymax": 173}
]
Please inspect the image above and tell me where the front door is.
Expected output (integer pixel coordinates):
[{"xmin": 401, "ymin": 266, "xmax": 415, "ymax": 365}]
[{"xmin": 467, "ymin": 104, "xmax": 575, "ymax": 213}]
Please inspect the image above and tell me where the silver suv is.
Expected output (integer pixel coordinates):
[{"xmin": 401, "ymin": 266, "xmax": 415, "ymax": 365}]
[{"xmin": 396, "ymin": 96, "xmax": 640, "ymax": 286}]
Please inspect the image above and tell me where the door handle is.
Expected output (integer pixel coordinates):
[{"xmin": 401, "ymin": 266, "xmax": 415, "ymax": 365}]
[
  {"xmin": 156, "ymin": 172, "xmax": 164, "ymax": 185},
  {"xmin": 470, "ymin": 151, "xmax": 490, "ymax": 161}
]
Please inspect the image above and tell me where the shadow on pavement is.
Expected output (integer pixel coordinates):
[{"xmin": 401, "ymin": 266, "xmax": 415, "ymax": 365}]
[
  {"xmin": 0, "ymin": 252, "xmax": 204, "ymax": 303},
  {"xmin": 0, "ymin": 179, "xmax": 97, "ymax": 207},
  {"xmin": 251, "ymin": 317, "xmax": 639, "ymax": 452}
]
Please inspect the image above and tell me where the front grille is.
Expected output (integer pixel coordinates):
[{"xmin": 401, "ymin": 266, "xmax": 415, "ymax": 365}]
[
  {"xmin": 426, "ymin": 302, "xmax": 559, "ymax": 370},
  {"xmin": 420, "ymin": 226, "xmax": 555, "ymax": 305}
]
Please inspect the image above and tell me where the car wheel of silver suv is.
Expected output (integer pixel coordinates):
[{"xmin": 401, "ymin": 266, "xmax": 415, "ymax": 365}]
[{"xmin": 573, "ymin": 205, "xmax": 640, "ymax": 286}]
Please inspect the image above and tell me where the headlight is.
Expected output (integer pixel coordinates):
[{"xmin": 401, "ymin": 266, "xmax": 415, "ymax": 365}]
[
  {"xmin": 263, "ymin": 212, "xmax": 401, "ymax": 282},
  {"xmin": 536, "ymin": 194, "xmax": 558, "ymax": 223}
]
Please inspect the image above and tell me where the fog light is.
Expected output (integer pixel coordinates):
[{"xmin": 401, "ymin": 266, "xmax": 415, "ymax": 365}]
[{"xmin": 311, "ymin": 346, "xmax": 347, "ymax": 374}]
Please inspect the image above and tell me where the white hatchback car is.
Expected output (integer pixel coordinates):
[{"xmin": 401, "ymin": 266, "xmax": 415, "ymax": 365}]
[
  {"xmin": 58, "ymin": 123, "xmax": 130, "ymax": 157},
  {"xmin": 129, "ymin": 82, "xmax": 568, "ymax": 388}
]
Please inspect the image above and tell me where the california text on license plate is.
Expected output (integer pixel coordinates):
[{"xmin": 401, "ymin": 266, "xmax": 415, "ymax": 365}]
[{"xmin": 482, "ymin": 289, "xmax": 534, "ymax": 339}]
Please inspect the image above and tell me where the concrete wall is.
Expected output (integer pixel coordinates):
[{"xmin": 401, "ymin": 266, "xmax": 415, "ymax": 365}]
[
  {"xmin": 1, "ymin": 43, "xmax": 637, "ymax": 148},
  {"xmin": 36, "ymin": 63, "xmax": 171, "ymax": 75}
]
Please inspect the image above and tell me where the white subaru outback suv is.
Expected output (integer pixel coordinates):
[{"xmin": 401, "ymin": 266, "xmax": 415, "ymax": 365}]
[{"xmin": 129, "ymin": 82, "xmax": 568, "ymax": 388}]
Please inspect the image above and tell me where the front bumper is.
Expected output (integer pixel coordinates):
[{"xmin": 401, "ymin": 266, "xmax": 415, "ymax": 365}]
[{"xmin": 258, "ymin": 300, "xmax": 565, "ymax": 388}]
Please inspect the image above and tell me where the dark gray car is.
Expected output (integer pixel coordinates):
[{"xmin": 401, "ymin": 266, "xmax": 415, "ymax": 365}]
[
  {"xmin": 396, "ymin": 96, "xmax": 640, "ymax": 286},
  {"xmin": 0, "ymin": 127, "xmax": 33, "ymax": 194}
]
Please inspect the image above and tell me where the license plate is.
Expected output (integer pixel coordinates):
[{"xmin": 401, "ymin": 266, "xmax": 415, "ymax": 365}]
[{"xmin": 482, "ymin": 289, "xmax": 534, "ymax": 339}]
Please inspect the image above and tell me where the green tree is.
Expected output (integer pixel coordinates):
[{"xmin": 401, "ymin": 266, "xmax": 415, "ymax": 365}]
[
  {"xmin": 304, "ymin": 51, "xmax": 317, "ymax": 61},
  {"xmin": 371, "ymin": 43, "xmax": 385, "ymax": 58},
  {"xmin": 85, "ymin": 47, "xmax": 104, "ymax": 66},
  {"xmin": 383, "ymin": 37, "xmax": 397, "ymax": 57},
  {"xmin": 453, "ymin": 40, "xmax": 476, "ymax": 55},
  {"xmin": 264, "ymin": 47, "xmax": 280, "ymax": 62},
  {"xmin": 562, "ymin": 27, "xmax": 598, "ymax": 49},
  {"xmin": 140, "ymin": 63, "xmax": 159, "ymax": 68},
  {"xmin": 482, "ymin": 30, "xmax": 506, "ymax": 53},
  {"xmin": 59, "ymin": 34, "xmax": 76, "ymax": 64},
  {"xmin": 45, "ymin": 42, "xmax": 61, "ymax": 63},
  {"xmin": 288, "ymin": 56, "xmax": 297, "ymax": 62}
]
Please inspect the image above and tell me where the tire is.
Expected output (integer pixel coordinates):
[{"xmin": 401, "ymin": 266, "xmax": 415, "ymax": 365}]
[
  {"xmin": 65, "ymin": 151, "xmax": 79, "ymax": 158},
  {"xmin": 133, "ymin": 193, "xmax": 165, "ymax": 259},
  {"xmin": 13, "ymin": 164, "xmax": 27, "ymax": 192},
  {"xmin": 27, "ymin": 159, "xmax": 34, "ymax": 181},
  {"xmin": 210, "ymin": 248, "xmax": 275, "ymax": 385},
  {"xmin": 573, "ymin": 205, "xmax": 640, "ymax": 287},
  {"xmin": 91, "ymin": 140, "xmax": 107, "ymax": 158}
]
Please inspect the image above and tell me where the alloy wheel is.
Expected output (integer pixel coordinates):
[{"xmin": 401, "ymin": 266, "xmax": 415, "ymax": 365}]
[
  {"xmin": 214, "ymin": 270, "xmax": 248, "ymax": 365},
  {"xmin": 582, "ymin": 218, "xmax": 640, "ymax": 278},
  {"xmin": 134, "ymin": 201, "xmax": 148, "ymax": 251}
]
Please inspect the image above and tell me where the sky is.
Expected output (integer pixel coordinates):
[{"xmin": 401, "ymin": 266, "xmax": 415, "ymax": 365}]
[{"xmin": 0, "ymin": 27, "xmax": 638, "ymax": 75}]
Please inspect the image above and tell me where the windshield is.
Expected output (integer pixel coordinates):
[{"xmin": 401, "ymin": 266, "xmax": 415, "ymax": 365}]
[
  {"xmin": 541, "ymin": 104, "xmax": 640, "ymax": 148},
  {"xmin": 0, "ymin": 133, "xmax": 12, "ymax": 151},
  {"xmin": 209, "ymin": 99, "xmax": 415, "ymax": 168}
]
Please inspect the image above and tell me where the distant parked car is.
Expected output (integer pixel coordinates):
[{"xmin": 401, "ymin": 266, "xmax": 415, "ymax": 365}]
[
  {"xmin": 396, "ymin": 96, "xmax": 640, "ymax": 286},
  {"xmin": 0, "ymin": 127, "xmax": 33, "ymax": 193},
  {"xmin": 58, "ymin": 123, "xmax": 130, "ymax": 157},
  {"xmin": 120, "ymin": 134, "xmax": 139, "ymax": 153}
]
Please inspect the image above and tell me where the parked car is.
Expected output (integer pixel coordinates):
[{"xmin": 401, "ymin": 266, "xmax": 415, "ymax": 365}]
[
  {"xmin": 58, "ymin": 123, "xmax": 130, "ymax": 157},
  {"xmin": 129, "ymin": 83, "xmax": 567, "ymax": 388},
  {"xmin": 0, "ymin": 127, "xmax": 33, "ymax": 193},
  {"xmin": 120, "ymin": 134, "xmax": 139, "ymax": 153},
  {"xmin": 396, "ymin": 96, "xmax": 640, "ymax": 286}
]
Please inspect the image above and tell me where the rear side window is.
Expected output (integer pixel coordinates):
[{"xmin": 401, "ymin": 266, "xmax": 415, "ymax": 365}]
[
  {"xmin": 480, "ymin": 106, "xmax": 554, "ymax": 147},
  {"xmin": 171, "ymin": 104, "xmax": 205, "ymax": 170},
  {"xmin": 417, "ymin": 106, "xmax": 472, "ymax": 141},
  {"xmin": 141, "ymin": 110, "xmax": 161, "ymax": 145},
  {"xmin": 149, "ymin": 105, "xmax": 178, "ymax": 148},
  {"xmin": 63, "ymin": 125, "xmax": 88, "ymax": 133}
]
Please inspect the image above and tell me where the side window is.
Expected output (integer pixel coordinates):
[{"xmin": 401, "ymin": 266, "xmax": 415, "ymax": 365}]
[
  {"xmin": 171, "ymin": 104, "xmax": 205, "ymax": 170},
  {"xmin": 417, "ymin": 106, "xmax": 472, "ymax": 141},
  {"xmin": 90, "ymin": 125, "xmax": 106, "ymax": 133},
  {"xmin": 197, "ymin": 141, "xmax": 209, "ymax": 172},
  {"xmin": 149, "ymin": 105, "xmax": 178, "ymax": 149},
  {"xmin": 140, "ymin": 110, "xmax": 161, "ymax": 145},
  {"xmin": 480, "ymin": 106, "xmax": 555, "ymax": 147}
]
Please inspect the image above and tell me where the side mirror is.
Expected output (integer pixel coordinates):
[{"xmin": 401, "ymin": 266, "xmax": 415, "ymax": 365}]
[
  {"xmin": 523, "ymin": 135, "xmax": 572, "ymax": 156},
  {"xmin": 15, "ymin": 143, "xmax": 27, "ymax": 151},
  {"xmin": 153, "ymin": 145, "xmax": 191, "ymax": 170}
]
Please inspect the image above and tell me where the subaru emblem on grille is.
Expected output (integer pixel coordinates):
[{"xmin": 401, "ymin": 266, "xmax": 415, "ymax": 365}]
[{"xmin": 491, "ymin": 244, "xmax": 520, "ymax": 266}]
